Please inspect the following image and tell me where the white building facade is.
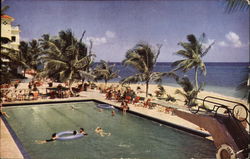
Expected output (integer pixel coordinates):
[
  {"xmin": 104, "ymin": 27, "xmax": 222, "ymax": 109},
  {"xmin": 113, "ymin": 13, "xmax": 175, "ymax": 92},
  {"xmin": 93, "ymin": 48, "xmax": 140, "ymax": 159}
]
[{"xmin": 1, "ymin": 14, "xmax": 21, "ymax": 51}]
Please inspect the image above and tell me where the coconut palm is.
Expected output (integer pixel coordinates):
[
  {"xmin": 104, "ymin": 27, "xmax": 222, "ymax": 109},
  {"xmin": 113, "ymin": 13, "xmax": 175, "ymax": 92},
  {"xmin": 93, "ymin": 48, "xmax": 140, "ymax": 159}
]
[
  {"xmin": 0, "ymin": 47, "xmax": 28, "ymax": 83},
  {"xmin": 236, "ymin": 67, "xmax": 250, "ymax": 103},
  {"xmin": 93, "ymin": 60, "xmax": 119, "ymax": 85},
  {"xmin": 175, "ymin": 76, "xmax": 202, "ymax": 107},
  {"xmin": 225, "ymin": 0, "xmax": 249, "ymax": 13},
  {"xmin": 121, "ymin": 42, "xmax": 163, "ymax": 97},
  {"xmin": 172, "ymin": 33, "xmax": 214, "ymax": 90},
  {"xmin": 1, "ymin": 0, "xmax": 9, "ymax": 15},
  {"xmin": 40, "ymin": 29, "xmax": 95, "ymax": 95}
]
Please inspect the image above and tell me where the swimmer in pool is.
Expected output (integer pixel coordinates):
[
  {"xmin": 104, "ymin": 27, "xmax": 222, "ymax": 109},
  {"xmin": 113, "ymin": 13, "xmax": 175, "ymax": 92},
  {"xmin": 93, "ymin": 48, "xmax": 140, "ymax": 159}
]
[
  {"xmin": 95, "ymin": 127, "xmax": 111, "ymax": 137},
  {"xmin": 36, "ymin": 133, "xmax": 58, "ymax": 144},
  {"xmin": 111, "ymin": 110, "xmax": 115, "ymax": 116},
  {"xmin": 79, "ymin": 128, "xmax": 88, "ymax": 136}
]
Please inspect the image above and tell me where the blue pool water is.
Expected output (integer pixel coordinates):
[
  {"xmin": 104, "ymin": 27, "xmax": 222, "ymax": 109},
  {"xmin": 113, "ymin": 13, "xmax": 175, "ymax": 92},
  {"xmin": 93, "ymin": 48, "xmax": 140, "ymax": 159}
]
[{"xmin": 4, "ymin": 102, "xmax": 216, "ymax": 159}]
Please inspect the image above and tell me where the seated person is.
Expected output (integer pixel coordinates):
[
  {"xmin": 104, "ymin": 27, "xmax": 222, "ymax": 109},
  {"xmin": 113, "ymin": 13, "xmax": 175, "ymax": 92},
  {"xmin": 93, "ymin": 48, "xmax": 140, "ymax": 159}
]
[{"xmin": 32, "ymin": 85, "xmax": 39, "ymax": 93}]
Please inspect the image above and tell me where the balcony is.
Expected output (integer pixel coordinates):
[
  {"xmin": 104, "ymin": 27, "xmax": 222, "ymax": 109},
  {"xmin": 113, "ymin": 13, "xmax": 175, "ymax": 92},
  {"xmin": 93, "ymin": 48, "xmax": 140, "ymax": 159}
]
[{"xmin": 11, "ymin": 26, "xmax": 20, "ymax": 32}]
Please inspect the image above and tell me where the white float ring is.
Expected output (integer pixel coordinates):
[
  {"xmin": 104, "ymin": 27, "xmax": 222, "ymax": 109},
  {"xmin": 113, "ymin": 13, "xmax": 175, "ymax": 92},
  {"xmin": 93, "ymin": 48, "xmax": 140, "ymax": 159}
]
[{"xmin": 216, "ymin": 144, "xmax": 236, "ymax": 159}]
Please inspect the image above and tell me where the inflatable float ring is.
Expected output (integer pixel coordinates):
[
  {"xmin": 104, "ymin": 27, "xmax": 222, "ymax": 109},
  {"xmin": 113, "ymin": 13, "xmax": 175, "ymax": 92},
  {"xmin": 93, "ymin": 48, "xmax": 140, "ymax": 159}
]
[
  {"xmin": 56, "ymin": 131, "xmax": 84, "ymax": 141},
  {"xmin": 97, "ymin": 104, "xmax": 114, "ymax": 109},
  {"xmin": 216, "ymin": 144, "xmax": 236, "ymax": 159}
]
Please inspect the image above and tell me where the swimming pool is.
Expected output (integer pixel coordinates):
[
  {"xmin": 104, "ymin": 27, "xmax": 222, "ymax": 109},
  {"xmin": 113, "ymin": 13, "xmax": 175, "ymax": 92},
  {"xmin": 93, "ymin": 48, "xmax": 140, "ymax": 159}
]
[{"xmin": 4, "ymin": 101, "xmax": 216, "ymax": 159}]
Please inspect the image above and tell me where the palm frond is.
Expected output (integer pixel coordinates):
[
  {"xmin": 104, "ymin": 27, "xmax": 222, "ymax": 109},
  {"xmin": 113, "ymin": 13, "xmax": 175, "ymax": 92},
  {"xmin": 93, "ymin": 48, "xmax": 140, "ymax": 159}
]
[
  {"xmin": 78, "ymin": 70, "xmax": 96, "ymax": 81},
  {"xmin": 1, "ymin": 5, "xmax": 9, "ymax": 15},
  {"xmin": 201, "ymin": 41, "xmax": 215, "ymax": 57},
  {"xmin": 120, "ymin": 73, "xmax": 146, "ymax": 85},
  {"xmin": 226, "ymin": 0, "xmax": 249, "ymax": 13}
]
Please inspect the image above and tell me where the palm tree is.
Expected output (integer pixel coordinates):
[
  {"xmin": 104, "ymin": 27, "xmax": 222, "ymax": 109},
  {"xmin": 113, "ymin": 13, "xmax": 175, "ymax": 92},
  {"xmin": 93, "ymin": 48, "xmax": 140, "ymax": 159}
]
[
  {"xmin": 1, "ymin": 0, "xmax": 9, "ymax": 15},
  {"xmin": 225, "ymin": 0, "xmax": 249, "ymax": 13},
  {"xmin": 93, "ymin": 60, "xmax": 119, "ymax": 85},
  {"xmin": 175, "ymin": 76, "xmax": 202, "ymax": 107},
  {"xmin": 237, "ymin": 66, "xmax": 250, "ymax": 103},
  {"xmin": 19, "ymin": 40, "xmax": 42, "ymax": 76},
  {"xmin": 0, "ymin": 47, "xmax": 28, "ymax": 83},
  {"xmin": 40, "ymin": 29, "xmax": 95, "ymax": 95},
  {"xmin": 121, "ymin": 42, "xmax": 162, "ymax": 97},
  {"xmin": 172, "ymin": 33, "xmax": 214, "ymax": 90}
]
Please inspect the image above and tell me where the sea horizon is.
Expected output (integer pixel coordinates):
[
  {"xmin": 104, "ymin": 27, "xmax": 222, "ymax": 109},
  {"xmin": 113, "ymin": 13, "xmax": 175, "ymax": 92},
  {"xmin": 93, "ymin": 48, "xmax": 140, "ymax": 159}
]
[{"xmin": 94, "ymin": 62, "xmax": 248, "ymax": 99}]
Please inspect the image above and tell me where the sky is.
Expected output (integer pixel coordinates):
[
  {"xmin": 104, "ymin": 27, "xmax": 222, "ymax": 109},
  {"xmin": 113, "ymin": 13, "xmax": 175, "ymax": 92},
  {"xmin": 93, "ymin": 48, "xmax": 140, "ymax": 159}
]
[{"xmin": 3, "ymin": 0, "xmax": 249, "ymax": 62}]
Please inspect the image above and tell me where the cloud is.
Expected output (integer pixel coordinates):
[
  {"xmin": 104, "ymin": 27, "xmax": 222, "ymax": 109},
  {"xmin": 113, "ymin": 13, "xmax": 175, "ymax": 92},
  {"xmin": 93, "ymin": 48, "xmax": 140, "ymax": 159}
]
[
  {"xmin": 86, "ymin": 30, "xmax": 116, "ymax": 46},
  {"xmin": 218, "ymin": 32, "xmax": 243, "ymax": 48},
  {"xmin": 105, "ymin": 30, "xmax": 116, "ymax": 38},
  {"xmin": 217, "ymin": 32, "xmax": 243, "ymax": 48},
  {"xmin": 86, "ymin": 36, "xmax": 107, "ymax": 45},
  {"xmin": 225, "ymin": 32, "xmax": 242, "ymax": 48},
  {"xmin": 218, "ymin": 41, "xmax": 228, "ymax": 47}
]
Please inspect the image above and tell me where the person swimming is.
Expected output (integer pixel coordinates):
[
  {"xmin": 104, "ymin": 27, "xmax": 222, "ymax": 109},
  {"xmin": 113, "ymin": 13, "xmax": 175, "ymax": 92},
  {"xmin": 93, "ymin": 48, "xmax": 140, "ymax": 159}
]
[
  {"xmin": 95, "ymin": 127, "xmax": 111, "ymax": 137},
  {"xmin": 36, "ymin": 128, "xmax": 87, "ymax": 144},
  {"xmin": 36, "ymin": 133, "xmax": 58, "ymax": 144},
  {"xmin": 45, "ymin": 133, "xmax": 58, "ymax": 142},
  {"xmin": 79, "ymin": 128, "xmax": 88, "ymax": 136}
]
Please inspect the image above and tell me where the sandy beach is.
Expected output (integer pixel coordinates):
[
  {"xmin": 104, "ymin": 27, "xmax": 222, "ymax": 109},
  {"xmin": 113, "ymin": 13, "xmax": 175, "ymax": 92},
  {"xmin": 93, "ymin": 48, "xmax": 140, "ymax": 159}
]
[
  {"xmin": 3, "ymin": 79, "xmax": 248, "ymax": 117},
  {"xmin": 97, "ymin": 82, "xmax": 248, "ymax": 112}
]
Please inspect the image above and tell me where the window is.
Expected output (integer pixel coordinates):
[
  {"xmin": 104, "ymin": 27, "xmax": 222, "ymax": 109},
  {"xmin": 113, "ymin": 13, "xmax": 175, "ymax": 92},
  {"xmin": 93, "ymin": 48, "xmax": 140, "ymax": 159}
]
[
  {"xmin": 2, "ymin": 21, "xmax": 8, "ymax": 25},
  {"xmin": 11, "ymin": 36, "xmax": 16, "ymax": 42}
]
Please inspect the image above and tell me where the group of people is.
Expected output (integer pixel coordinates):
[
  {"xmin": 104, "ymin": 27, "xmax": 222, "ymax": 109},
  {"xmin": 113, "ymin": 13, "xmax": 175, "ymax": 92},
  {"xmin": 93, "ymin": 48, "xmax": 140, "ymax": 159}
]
[
  {"xmin": 38, "ymin": 126, "xmax": 111, "ymax": 144},
  {"xmin": 100, "ymin": 85, "xmax": 145, "ymax": 113}
]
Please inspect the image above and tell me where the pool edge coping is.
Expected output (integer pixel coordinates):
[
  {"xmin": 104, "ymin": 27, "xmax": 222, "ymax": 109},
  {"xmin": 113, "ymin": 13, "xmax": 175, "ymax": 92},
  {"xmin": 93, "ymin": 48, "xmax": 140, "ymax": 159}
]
[{"xmin": 3, "ymin": 98, "xmax": 211, "ymax": 138}]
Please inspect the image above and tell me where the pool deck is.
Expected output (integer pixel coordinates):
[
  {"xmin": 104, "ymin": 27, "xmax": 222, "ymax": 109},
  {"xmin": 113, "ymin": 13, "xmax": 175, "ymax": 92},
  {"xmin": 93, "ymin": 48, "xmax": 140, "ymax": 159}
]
[
  {"xmin": 1, "ymin": 89, "xmax": 212, "ymax": 159},
  {"xmin": 0, "ymin": 118, "xmax": 24, "ymax": 159}
]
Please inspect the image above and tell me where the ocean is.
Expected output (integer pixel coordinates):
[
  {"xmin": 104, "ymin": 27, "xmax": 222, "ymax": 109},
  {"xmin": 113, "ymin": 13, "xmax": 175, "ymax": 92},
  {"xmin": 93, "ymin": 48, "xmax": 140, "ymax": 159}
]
[{"xmin": 100, "ymin": 62, "xmax": 249, "ymax": 98}]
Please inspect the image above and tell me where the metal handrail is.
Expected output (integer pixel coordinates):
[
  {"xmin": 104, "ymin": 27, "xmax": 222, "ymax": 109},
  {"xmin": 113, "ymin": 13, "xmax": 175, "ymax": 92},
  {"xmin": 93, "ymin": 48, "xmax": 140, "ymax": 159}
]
[{"xmin": 191, "ymin": 96, "xmax": 249, "ymax": 125}]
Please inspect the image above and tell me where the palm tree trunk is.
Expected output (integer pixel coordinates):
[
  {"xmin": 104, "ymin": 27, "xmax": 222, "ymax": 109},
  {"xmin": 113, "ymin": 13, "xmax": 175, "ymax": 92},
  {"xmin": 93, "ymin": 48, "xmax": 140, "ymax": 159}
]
[
  {"xmin": 23, "ymin": 68, "xmax": 26, "ymax": 77},
  {"xmin": 146, "ymin": 80, "xmax": 149, "ymax": 97},
  {"xmin": 195, "ymin": 67, "xmax": 199, "ymax": 90},
  {"xmin": 69, "ymin": 80, "xmax": 74, "ymax": 96}
]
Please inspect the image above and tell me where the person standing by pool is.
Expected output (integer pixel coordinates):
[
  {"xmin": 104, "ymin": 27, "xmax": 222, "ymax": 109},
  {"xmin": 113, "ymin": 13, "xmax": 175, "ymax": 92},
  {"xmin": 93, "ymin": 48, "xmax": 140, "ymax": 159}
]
[
  {"xmin": 0, "ymin": 99, "xmax": 9, "ymax": 118},
  {"xmin": 121, "ymin": 100, "xmax": 129, "ymax": 114}
]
